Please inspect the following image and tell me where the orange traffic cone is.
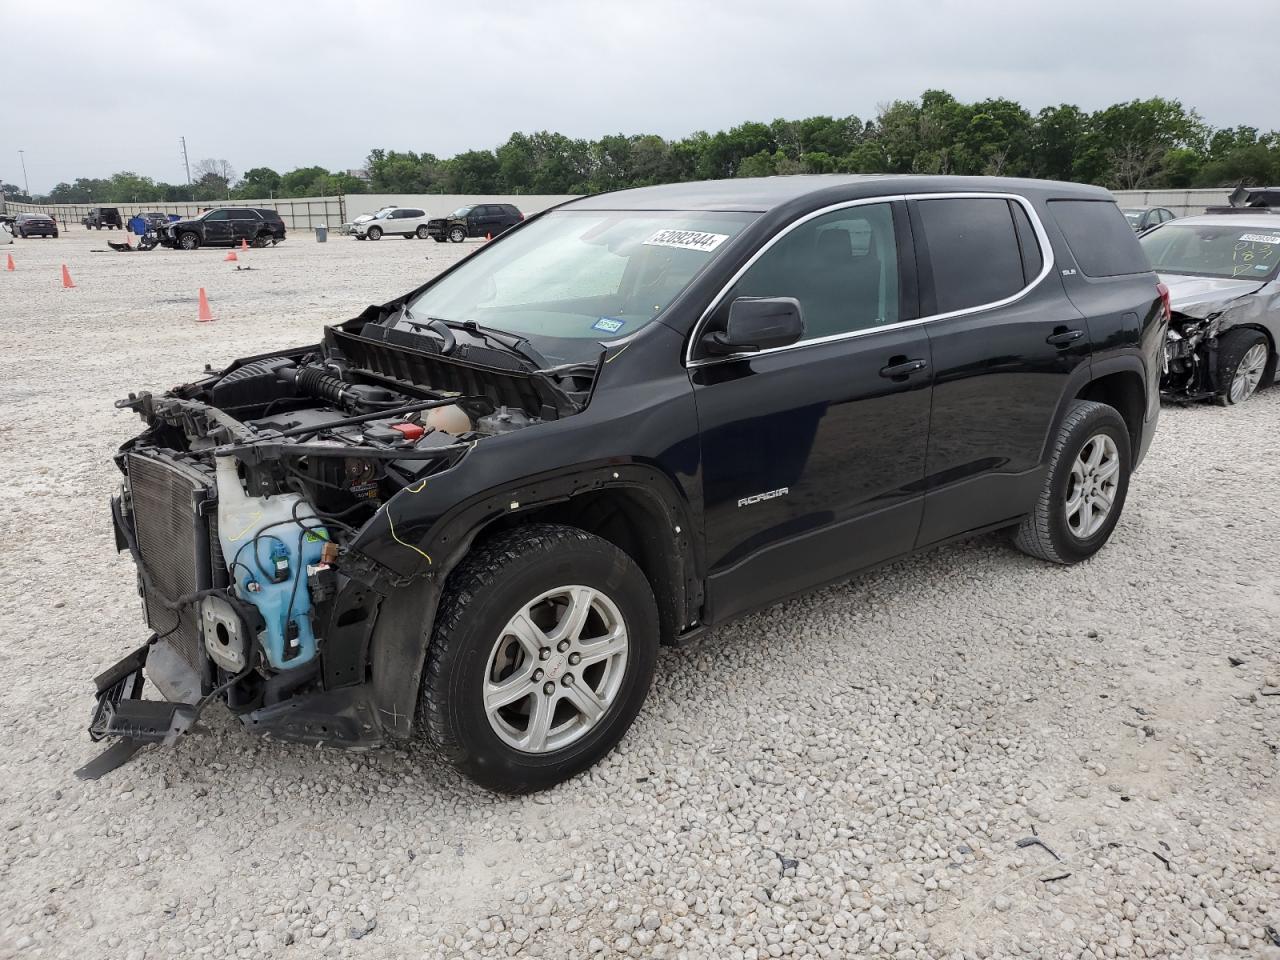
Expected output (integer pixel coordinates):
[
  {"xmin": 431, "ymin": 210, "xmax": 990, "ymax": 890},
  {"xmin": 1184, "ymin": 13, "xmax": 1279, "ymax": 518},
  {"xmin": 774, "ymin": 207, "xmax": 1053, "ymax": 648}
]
[
  {"xmin": 197, "ymin": 287, "xmax": 214, "ymax": 322},
  {"xmin": 240, "ymin": 238, "xmax": 249, "ymax": 252},
  {"xmin": 225, "ymin": 248, "xmax": 238, "ymax": 262},
  {"xmin": 485, "ymin": 232, "xmax": 492, "ymax": 241},
  {"xmin": 5, "ymin": 254, "xmax": 13, "ymax": 271},
  {"xmin": 61, "ymin": 264, "xmax": 75, "ymax": 288}
]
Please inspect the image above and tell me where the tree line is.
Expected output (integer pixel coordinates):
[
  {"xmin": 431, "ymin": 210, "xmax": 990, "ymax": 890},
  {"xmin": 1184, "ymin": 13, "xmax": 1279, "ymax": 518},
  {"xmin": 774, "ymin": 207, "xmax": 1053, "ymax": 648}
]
[{"xmin": 8, "ymin": 90, "xmax": 1278, "ymax": 206}]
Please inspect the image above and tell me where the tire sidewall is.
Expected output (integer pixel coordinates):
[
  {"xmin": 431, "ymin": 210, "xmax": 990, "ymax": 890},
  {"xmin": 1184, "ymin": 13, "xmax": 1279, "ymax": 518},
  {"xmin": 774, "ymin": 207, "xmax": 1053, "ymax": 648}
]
[
  {"xmin": 368, "ymin": 226, "xmax": 382, "ymax": 240},
  {"xmin": 432, "ymin": 539, "xmax": 658, "ymax": 792},
  {"xmin": 1046, "ymin": 409, "xmax": 1131, "ymax": 563},
  {"xmin": 179, "ymin": 232, "xmax": 199, "ymax": 250}
]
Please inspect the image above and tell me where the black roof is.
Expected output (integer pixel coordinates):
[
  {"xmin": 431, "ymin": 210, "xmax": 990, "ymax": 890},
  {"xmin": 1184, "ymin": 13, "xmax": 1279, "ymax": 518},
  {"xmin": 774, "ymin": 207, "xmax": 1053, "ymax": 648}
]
[{"xmin": 567, "ymin": 174, "xmax": 1111, "ymax": 212}]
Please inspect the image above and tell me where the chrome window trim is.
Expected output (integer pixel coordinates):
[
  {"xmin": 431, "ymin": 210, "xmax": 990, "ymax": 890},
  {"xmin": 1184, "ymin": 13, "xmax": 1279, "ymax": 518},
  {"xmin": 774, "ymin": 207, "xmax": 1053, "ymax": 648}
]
[{"xmin": 685, "ymin": 191, "xmax": 1056, "ymax": 368}]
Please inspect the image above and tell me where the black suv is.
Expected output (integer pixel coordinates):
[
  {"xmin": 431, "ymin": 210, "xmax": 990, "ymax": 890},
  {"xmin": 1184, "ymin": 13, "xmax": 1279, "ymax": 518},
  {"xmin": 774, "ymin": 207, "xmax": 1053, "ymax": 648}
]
[
  {"xmin": 426, "ymin": 203, "xmax": 523, "ymax": 242},
  {"xmin": 161, "ymin": 207, "xmax": 287, "ymax": 250},
  {"xmin": 83, "ymin": 207, "xmax": 122, "ymax": 230},
  {"xmin": 87, "ymin": 176, "xmax": 1166, "ymax": 792}
]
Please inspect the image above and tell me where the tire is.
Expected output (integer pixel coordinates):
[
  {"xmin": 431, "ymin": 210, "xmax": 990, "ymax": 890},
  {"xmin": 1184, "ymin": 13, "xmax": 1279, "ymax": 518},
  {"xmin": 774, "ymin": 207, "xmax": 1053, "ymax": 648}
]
[
  {"xmin": 178, "ymin": 232, "xmax": 200, "ymax": 251},
  {"xmin": 420, "ymin": 523, "xmax": 659, "ymax": 793},
  {"xmin": 416, "ymin": 225, "xmax": 429, "ymax": 239},
  {"xmin": 432, "ymin": 236, "xmax": 446, "ymax": 243},
  {"xmin": 1215, "ymin": 329, "xmax": 1269, "ymax": 406},
  {"xmin": 448, "ymin": 226, "xmax": 466, "ymax": 243},
  {"xmin": 1013, "ymin": 399, "xmax": 1131, "ymax": 565},
  {"xmin": 51, "ymin": 231, "xmax": 58, "ymax": 239},
  {"xmin": 253, "ymin": 233, "xmax": 273, "ymax": 249},
  {"xmin": 402, "ymin": 233, "xmax": 415, "ymax": 239},
  {"xmin": 366, "ymin": 226, "xmax": 382, "ymax": 241}
]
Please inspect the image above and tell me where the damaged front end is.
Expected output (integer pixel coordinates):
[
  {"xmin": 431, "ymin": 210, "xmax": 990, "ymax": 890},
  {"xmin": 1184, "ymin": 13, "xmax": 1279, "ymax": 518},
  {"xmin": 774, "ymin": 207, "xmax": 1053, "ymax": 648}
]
[
  {"xmin": 1159, "ymin": 279, "xmax": 1276, "ymax": 402},
  {"xmin": 79, "ymin": 308, "xmax": 597, "ymax": 778}
]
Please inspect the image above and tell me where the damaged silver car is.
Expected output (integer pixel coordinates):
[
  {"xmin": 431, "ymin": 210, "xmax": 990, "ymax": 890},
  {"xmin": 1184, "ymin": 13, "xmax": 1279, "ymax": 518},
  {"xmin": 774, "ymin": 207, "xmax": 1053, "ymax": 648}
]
[{"xmin": 1141, "ymin": 214, "xmax": 1280, "ymax": 404}]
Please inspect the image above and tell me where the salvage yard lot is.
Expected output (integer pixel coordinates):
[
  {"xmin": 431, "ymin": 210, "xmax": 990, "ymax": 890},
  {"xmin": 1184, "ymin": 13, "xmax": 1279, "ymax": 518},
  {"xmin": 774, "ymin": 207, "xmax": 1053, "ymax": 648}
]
[{"xmin": 1, "ymin": 229, "xmax": 1277, "ymax": 959}]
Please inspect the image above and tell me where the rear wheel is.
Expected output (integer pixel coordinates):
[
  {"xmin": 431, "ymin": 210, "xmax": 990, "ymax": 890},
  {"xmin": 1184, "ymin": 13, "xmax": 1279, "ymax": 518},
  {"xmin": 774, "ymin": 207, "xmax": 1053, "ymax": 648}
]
[
  {"xmin": 448, "ymin": 225, "xmax": 466, "ymax": 243},
  {"xmin": 1014, "ymin": 399, "xmax": 1131, "ymax": 565},
  {"xmin": 1216, "ymin": 329, "xmax": 1269, "ymax": 405},
  {"xmin": 253, "ymin": 233, "xmax": 273, "ymax": 248},
  {"xmin": 367, "ymin": 226, "xmax": 382, "ymax": 241},
  {"xmin": 420, "ymin": 523, "xmax": 658, "ymax": 793}
]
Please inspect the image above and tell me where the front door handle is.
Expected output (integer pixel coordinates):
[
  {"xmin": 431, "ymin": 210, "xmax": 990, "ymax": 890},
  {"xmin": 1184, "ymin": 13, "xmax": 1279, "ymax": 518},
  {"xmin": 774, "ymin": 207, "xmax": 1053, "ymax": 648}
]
[
  {"xmin": 1046, "ymin": 328, "xmax": 1085, "ymax": 346},
  {"xmin": 879, "ymin": 358, "xmax": 928, "ymax": 379}
]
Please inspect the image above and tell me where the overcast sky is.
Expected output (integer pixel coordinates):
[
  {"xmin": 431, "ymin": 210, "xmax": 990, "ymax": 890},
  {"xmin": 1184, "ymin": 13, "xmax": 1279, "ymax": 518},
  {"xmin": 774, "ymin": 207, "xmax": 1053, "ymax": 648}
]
[{"xmin": 2, "ymin": 1, "xmax": 1270, "ymax": 193}]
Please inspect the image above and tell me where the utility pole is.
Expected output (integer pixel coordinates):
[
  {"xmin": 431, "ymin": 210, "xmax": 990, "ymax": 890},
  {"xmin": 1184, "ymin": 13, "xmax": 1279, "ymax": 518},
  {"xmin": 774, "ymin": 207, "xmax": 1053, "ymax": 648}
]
[
  {"xmin": 18, "ymin": 149, "xmax": 30, "ymax": 197},
  {"xmin": 179, "ymin": 136, "xmax": 192, "ymax": 199}
]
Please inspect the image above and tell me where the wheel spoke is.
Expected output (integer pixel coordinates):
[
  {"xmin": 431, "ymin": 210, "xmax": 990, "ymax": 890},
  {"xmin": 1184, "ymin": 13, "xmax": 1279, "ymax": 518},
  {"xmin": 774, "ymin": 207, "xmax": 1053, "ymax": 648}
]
[
  {"xmin": 522, "ymin": 694, "xmax": 554, "ymax": 752},
  {"xmin": 1093, "ymin": 487, "xmax": 1114, "ymax": 511},
  {"xmin": 1084, "ymin": 439, "xmax": 1104, "ymax": 469},
  {"xmin": 505, "ymin": 610, "xmax": 548, "ymax": 659},
  {"xmin": 484, "ymin": 668, "xmax": 537, "ymax": 713},
  {"xmin": 576, "ymin": 626, "xmax": 628, "ymax": 669},
  {"xmin": 1078, "ymin": 499, "xmax": 1094, "ymax": 535},
  {"xmin": 562, "ymin": 683, "xmax": 605, "ymax": 726},
  {"xmin": 1096, "ymin": 457, "xmax": 1120, "ymax": 482},
  {"xmin": 550, "ymin": 586, "xmax": 595, "ymax": 644}
]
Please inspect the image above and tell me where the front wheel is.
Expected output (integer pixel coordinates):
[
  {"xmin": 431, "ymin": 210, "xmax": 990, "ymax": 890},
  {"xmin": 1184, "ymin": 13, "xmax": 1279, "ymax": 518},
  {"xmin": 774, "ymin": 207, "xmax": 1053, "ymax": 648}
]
[
  {"xmin": 1013, "ymin": 399, "xmax": 1131, "ymax": 565},
  {"xmin": 178, "ymin": 232, "xmax": 200, "ymax": 250},
  {"xmin": 1216, "ymin": 329, "xmax": 1269, "ymax": 405},
  {"xmin": 448, "ymin": 226, "xmax": 466, "ymax": 243},
  {"xmin": 416, "ymin": 225, "xmax": 429, "ymax": 239},
  {"xmin": 420, "ymin": 523, "xmax": 659, "ymax": 793},
  {"xmin": 366, "ymin": 226, "xmax": 382, "ymax": 241}
]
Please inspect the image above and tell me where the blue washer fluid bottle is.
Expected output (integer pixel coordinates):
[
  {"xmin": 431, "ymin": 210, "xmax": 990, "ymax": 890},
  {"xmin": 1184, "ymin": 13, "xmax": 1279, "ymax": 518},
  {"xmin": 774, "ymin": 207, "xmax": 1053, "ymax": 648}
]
[{"xmin": 215, "ymin": 454, "xmax": 328, "ymax": 670}]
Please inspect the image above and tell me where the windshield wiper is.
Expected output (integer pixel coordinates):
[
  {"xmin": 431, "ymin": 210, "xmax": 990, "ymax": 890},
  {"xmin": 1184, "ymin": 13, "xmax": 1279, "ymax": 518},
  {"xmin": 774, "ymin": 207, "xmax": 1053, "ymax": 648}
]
[
  {"xmin": 396, "ymin": 306, "xmax": 458, "ymax": 355},
  {"xmin": 442, "ymin": 318, "xmax": 552, "ymax": 370}
]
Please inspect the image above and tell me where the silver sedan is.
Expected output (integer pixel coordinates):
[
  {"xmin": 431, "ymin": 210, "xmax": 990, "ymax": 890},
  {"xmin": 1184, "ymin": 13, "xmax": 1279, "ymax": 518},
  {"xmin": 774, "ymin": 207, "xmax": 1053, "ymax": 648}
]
[{"xmin": 1142, "ymin": 214, "xmax": 1280, "ymax": 405}]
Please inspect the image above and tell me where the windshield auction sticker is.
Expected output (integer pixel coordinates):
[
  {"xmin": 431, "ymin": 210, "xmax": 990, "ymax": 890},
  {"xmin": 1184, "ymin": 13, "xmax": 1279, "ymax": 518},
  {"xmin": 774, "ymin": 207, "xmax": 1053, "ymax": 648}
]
[
  {"xmin": 1238, "ymin": 234, "xmax": 1280, "ymax": 244},
  {"xmin": 643, "ymin": 229, "xmax": 729, "ymax": 252}
]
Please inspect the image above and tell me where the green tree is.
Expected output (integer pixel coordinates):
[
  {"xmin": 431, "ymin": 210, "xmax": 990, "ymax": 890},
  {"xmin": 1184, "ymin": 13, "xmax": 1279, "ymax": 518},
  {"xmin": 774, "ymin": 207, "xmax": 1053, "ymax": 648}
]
[{"xmin": 236, "ymin": 167, "xmax": 282, "ymax": 199}]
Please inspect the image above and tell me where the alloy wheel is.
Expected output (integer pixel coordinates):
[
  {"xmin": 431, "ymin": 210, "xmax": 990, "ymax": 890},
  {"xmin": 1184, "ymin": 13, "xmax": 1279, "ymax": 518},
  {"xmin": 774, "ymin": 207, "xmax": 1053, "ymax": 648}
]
[
  {"xmin": 483, "ymin": 585, "xmax": 629, "ymax": 754},
  {"xmin": 1065, "ymin": 433, "xmax": 1120, "ymax": 539},
  {"xmin": 1229, "ymin": 343, "xmax": 1268, "ymax": 403}
]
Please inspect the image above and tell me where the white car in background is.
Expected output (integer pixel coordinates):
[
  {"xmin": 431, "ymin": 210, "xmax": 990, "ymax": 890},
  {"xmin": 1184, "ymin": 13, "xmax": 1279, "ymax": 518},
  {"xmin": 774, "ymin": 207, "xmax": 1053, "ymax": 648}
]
[
  {"xmin": 340, "ymin": 206, "xmax": 394, "ymax": 235},
  {"xmin": 350, "ymin": 206, "xmax": 431, "ymax": 240}
]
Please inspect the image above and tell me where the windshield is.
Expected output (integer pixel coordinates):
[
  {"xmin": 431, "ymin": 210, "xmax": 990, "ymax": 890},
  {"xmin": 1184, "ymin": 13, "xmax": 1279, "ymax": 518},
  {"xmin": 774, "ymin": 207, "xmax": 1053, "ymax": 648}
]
[
  {"xmin": 1122, "ymin": 209, "xmax": 1143, "ymax": 225},
  {"xmin": 450, "ymin": 206, "xmax": 473, "ymax": 217},
  {"xmin": 406, "ymin": 209, "xmax": 758, "ymax": 347},
  {"xmin": 1141, "ymin": 224, "xmax": 1280, "ymax": 281}
]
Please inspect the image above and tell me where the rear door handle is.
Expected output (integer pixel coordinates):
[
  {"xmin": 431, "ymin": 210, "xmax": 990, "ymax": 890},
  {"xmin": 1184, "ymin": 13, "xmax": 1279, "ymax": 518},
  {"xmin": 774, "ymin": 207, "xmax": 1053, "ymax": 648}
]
[
  {"xmin": 879, "ymin": 358, "xmax": 928, "ymax": 379},
  {"xmin": 1046, "ymin": 328, "xmax": 1085, "ymax": 346}
]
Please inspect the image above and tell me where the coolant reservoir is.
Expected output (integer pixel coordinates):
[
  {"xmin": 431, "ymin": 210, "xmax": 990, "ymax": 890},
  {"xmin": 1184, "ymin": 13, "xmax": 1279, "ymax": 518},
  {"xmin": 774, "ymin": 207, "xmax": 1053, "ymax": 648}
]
[
  {"xmin": 423, "ymin": 403, "xmax": 472, "ymax": 435},
  {"xmin": 215, "ymin": 455, "xmax": 328, "ymax": 670}
]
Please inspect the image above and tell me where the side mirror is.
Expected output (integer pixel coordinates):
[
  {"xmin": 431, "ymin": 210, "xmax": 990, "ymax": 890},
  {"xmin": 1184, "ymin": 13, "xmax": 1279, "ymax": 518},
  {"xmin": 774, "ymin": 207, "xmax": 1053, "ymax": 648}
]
[{"xmin": 704, "ymin": 297, "xmax": 805, "ymax": 355}]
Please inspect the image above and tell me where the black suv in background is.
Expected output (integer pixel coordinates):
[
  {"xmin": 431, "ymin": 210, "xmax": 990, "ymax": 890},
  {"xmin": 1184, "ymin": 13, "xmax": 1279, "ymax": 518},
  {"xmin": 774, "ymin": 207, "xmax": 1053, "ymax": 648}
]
[
  {"xmin": 89, "ymin": 176, "xmax": 1167, "ymax": 793},
  {"xmin": 12, "ymin": 213, "xmax": 59, "ymax": 238},
  {"xmin": 426, "ymin": 203, "xmax": 523, "ymax": 242},
  {"xmin": 83, "ymin": 207, "xmax": 123, "ymax": 230},
  {"xmin": 161, "ymin": 207, "xmax": 287, "ymax": 250}
]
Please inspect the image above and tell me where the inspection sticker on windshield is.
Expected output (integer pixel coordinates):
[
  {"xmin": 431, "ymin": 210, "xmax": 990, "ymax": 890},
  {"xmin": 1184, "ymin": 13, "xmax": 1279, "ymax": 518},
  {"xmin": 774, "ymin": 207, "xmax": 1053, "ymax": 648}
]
[
  {"xmin": 643, "ymin": 229, "xmax": 729, "ymax": 252},
  {"xmin": 1239, "ymin": 233, "xmax": 1280, "ymax": 244},
  {"xmin": 593, "ymin": 317, "xmax": 626, "ymax": 333}
]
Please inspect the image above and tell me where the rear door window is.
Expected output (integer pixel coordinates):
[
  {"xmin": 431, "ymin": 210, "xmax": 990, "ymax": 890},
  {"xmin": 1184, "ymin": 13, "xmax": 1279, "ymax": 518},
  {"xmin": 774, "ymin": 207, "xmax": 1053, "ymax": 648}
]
[
  {"xmin": 1009, "ymin": 200, "xmax": 1044, "ymax": 285},
  {"xmin": 914, "ymin": 197, "xmax": 1025, "ymax": 313},
  {"xmin": 1048, "ymin": 200, "xmax": 1151, "ymax": 277}
]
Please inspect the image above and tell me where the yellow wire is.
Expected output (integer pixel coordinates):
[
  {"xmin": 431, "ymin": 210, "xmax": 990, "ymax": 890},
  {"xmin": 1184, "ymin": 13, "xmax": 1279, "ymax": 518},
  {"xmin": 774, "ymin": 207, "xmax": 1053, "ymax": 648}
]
[
  {"xmin": 387, "ymin": 479, "xmax": 432, "ymax": 563},
  {"xmin": 604, "ymin": 341, "xmax": 632, "ymax": 364}
]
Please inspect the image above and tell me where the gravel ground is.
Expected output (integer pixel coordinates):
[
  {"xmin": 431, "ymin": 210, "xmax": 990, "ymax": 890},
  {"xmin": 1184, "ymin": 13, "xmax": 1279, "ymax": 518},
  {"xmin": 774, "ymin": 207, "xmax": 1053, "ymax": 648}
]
[{"xmin": 1, "ymin": 228, "xmax": 1278, "ymax": 960}]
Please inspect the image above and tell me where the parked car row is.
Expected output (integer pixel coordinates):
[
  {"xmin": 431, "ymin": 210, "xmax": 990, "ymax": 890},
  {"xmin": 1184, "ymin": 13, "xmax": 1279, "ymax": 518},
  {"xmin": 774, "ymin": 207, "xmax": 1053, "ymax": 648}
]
[{"xmin": 341, "ymin": 203, "xmax": 525, "ymax": 241}]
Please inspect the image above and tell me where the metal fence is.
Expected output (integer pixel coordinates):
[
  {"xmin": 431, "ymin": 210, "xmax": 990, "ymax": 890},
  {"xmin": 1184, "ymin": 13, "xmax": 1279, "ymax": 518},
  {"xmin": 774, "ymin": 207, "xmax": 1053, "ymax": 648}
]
[{"xmin": 0, "ymin": 195, "xmax": 347, "ymax": 232}]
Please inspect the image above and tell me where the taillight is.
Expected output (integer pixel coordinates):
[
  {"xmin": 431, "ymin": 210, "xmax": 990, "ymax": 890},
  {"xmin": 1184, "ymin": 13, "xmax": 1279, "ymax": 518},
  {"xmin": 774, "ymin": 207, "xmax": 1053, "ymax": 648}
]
[{"xmin": 1156, "ymin": 282, "xmax": 1171, "ymax": 323}]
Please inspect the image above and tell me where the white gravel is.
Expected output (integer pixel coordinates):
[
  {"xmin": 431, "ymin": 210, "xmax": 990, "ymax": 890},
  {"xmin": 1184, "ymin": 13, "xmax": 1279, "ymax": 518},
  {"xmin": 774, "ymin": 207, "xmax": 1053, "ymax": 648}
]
[{"xmin": 1, "ymin": 228, "xmax": 1278, "ymax": 960}]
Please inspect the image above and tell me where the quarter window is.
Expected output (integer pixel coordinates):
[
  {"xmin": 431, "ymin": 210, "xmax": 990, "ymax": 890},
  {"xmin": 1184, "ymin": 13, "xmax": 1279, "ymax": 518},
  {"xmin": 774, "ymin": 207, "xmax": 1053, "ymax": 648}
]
[
  {"xmin": 915, "ymin": 198, "xmax": 1025, "ymax": 313},
  {"xmin": 716, "ymin": 202, "xmax": 900, "ymax": 341}
]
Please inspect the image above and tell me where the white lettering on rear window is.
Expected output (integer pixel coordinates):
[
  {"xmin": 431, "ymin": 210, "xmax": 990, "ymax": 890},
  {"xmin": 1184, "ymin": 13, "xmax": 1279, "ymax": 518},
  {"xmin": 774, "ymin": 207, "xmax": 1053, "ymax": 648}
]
[
  {"xmin": 1238, "ymin": 234, "xmax": 1280, "ymax": 244},
  {"xmin": 643, "ymin": 229, "xmax": 729, "ymax": 252}
]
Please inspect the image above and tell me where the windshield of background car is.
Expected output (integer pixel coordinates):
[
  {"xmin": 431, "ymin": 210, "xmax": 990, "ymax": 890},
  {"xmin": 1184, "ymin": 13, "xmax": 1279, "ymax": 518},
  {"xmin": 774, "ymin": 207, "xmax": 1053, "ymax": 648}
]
[
  {"xmin": 1122, "ymin": 209, "xmax": 1143, "ymax": 225},
  {"xmin": 406, "ymin": 210, "xmax": 758, "ymax": 344},
  {"xmin": 450, "ymin": 206, "xmax": 473, "ymax": 217},
  {"xmin": 1140, "ymin": 224, "xmax": 1280, "ymax": 281}
]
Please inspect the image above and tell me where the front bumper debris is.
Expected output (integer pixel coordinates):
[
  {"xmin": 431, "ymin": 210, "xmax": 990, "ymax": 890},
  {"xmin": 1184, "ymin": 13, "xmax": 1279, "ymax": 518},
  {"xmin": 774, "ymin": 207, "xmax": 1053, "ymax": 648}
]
[{"xmin": 75, "ymin": 640, "xmax": 196, "ymax": 780}]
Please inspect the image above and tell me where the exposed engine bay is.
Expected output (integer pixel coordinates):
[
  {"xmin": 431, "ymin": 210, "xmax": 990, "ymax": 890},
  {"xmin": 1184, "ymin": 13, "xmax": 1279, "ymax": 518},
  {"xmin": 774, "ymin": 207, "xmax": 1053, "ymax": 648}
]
[
  {"xmin": 82, "ymin": 308, "xmax": 599, "ymax": 775},
  {"xmin": 1162, "ymin": 311, "xmax": 1225, "ymax": 401}
]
